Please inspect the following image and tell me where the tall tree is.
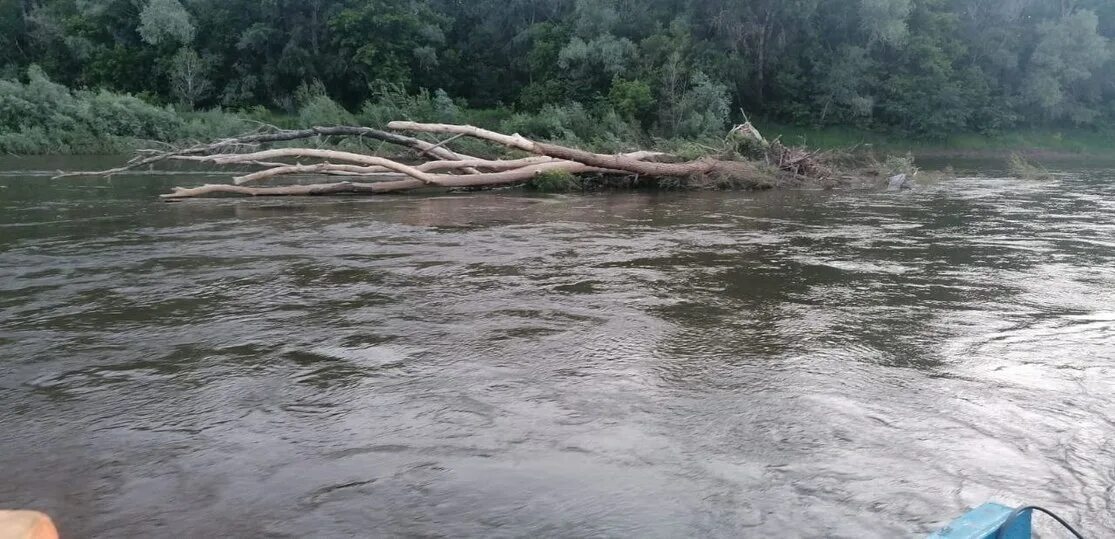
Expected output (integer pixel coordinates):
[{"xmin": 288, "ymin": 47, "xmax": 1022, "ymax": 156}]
[
  {"xmin": 1, "ymin": 0, "xmax": 1113, "ymax": 135},
  {"xmin": 1022, "ymin": 9, "xmax": 1111, "ymax": 124},
  {"xmin": 168, "ymin": 47, "xmax": 211, "ymax": 108}
]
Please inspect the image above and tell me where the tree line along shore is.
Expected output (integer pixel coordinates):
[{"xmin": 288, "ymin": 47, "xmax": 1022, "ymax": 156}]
[{"xmin": 1, "ymin": 1, "xmax": 1113, "ymax": 156}]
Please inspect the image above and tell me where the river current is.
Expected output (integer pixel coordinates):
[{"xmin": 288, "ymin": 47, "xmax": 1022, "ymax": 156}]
[{"xmin": 1, "ymin": 161, "xmax": 1113, "ymax": 537}]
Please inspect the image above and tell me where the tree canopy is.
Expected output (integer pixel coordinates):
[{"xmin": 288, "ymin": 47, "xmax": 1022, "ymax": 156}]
[{"xmin": 1, "ymin": 0, "xmax": 1112, "ymax": 138}]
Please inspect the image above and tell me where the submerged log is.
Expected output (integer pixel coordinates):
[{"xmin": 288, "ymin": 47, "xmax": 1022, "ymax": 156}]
[{"xmin": 161, "ymin": 161, "xmax": 618, "ymax": 199}]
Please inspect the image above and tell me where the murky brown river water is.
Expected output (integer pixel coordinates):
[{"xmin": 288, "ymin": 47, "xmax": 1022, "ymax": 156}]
[{"xmin": 1, "ymin": 158, "xmax": 1113, "ymax": 537}]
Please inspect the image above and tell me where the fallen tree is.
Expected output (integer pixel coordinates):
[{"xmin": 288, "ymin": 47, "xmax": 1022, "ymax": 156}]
[
  {"xmin": 56, "ymin": 121, "xmax": 840, "ymax": 199},
  {"xmin": 52, "ymin": 126, "xmax": 479, "ymax": 180}
]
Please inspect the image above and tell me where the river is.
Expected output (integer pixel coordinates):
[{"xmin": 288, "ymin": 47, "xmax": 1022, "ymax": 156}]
[{"xmin": 1, "ymin": 158, "xmax": 1113, "ymax": 537}]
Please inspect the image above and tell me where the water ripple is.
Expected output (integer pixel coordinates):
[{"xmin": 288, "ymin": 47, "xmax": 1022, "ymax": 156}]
[{"xmin": 1, "ymin": 172, "xmax": 1114, "ymax": 536}]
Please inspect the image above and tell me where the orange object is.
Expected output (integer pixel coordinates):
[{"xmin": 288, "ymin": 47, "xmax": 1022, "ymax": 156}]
[{"xmin": 0, "ymin": 511, "xmax": 59, "ymax": 539}]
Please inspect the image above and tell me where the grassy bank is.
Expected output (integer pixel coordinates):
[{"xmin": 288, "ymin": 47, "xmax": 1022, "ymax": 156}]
[
  {"xmin": 761, "ymin": 122, "xmax": 1114, "ymax": 158},
  {"xmin": 3, "ymin": 69, "xmax": 1108, "ymax": 160},
  {"xmin": 0, "ymin": 69, "xmax": 658, "ymax": 156}
]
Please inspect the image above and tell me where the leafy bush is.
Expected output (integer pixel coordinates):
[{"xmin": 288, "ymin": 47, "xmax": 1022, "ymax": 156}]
[
  {"xmin": 457, "ymin": 107, "xmax": 514, "ymax": 130},
  {"xmin": 84, "ymin": 89, "xmax": 182, "ymax": 140},
  {"xmin": 883, "ymin": 152, "xmax": 918, "ymax": 178},
  {"xmin": 869, "ymin": 152, "xmax": 919, "ymax": 178},
  {"xmin": 293, "ymin": 80, "xmax": 356, "ymax": 126},
  {"xmin": 608, "ymin": 78, "xmax": 654, "ymax": 125},
  {"xmin": 358, "ymin": 83, "xmax": 461, "ymax": 127},
  {"xmin": 584, "ymin": 108, "xmax": 645, "ymax": 153},
  {"xmin": 500, "ymin": 103, "xmax": 589, "ymax": 144},
  {"xmin": 179, "ymin": 108, "xmax": 255, "ymax": 141},
  {"xmin": 0, "ymin": 66, "xmax": 187, "ymax": 153},
  {"xmin": 525, "ymin": 169, "xmax": 581, "ymax": 192},
  {"xmin": 519, "ymin": 80, "xmax": 566, "ymax": 111},
  {"xmin": 671, "ymin": 72, "xmax": 731, "ymax": 139},
  {"xmin": 298, "ymin": 94, "xmax": 355, "ymax": 126},
  {"xmin": 499, "ymin": 101, "xmax": 642, "ymax": 150},
  {"xmin": 658, "ymin": 140, "xmax": 720, "ymax": 161}
]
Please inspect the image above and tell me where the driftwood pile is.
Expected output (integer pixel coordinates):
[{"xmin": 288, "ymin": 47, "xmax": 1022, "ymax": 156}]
[{"xmin": 57, "ymin": 122, "xmax": 838, "ymax": 198}]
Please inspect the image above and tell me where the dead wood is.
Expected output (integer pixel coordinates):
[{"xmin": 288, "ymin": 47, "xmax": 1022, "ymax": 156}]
[{"xmin": 55, "ymin": 122, "xmax": 837, "ymax": 198}]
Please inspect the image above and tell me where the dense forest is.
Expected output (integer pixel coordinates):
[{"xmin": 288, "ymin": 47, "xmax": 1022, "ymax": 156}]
[{"xmin": 1, "ymin": 0, "xmax": 1113, "ymax": 152}]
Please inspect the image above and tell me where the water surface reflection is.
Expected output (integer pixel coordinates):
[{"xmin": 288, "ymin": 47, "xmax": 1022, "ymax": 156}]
[{"xmin": 1, "ymin": 170, "xmax": 1113, "ymax": 537}]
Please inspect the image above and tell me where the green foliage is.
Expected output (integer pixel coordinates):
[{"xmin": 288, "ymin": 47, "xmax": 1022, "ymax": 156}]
[
  {"xmin": 168, "ymin": 48, "xmax": 212, "ymax": 109},
  {"xmin": 879, "ymin": 152, "xmax": 920, "ymax": 177},
  {"xmin": 0, "ymin": 66, "xmax": 184, "ymax": 153},
  {"xmin": 762, "ymin": 121, "xmax": 1115, "ymax": 156},
  {"xmin": 558, "ymin": 34, "xmax": 637, "ymax": 96},
  {"xmin": 1022, "ymin": 10, "xmax": 1111, "ymax": 124},
  {"xmin": 860, "ymin": 0, "xmax": 913, "ymax": 46},
  {"xmin": 814, "ymin": 46, "xmax": 874, "ymax": 125},
  {"xmin": 1007, "ymin": 153, "xmax": 1053, "ymax": 181},
  {"xmin": 358, "ymin": 83, "xmax": 460, "ymax": 126},
  {"xmin": 296, "ymin": 81, "xmax": 355, "ymax": 126},
  {"xmin": 298, "ymin": 94, "xmax": 355, "ymax": 127},
  {"xmin": 607, "ymin": 78, "xmax": 654, "ymax": 125},
  {"xmin": 525, "ymin": 169, "xmax": 581, "ymax": 192},
  {"xmin": 496, "ymin": 101, "xmax": 643, "ymax": 150},
  {"xmin": 671, "ymin": 72, "xmax": 731, "ymax": 139},
  {"xmin": 655, "ymin": 176, "xmax": 689, "ymax": 191},
  {"xmin": 727, "ymin": 129, "xmax": 770, "ymax": 160},
  {"xmin": 1, "ymin": 0, "xmax": 1114, "ymax": 148},
  {"xmin": 138, "ymin": 0, "xmax": 195, "ymax": 46},
  {"xmin": 662, "ymin": 141, "xmax": 720, "ymax": 161},
  {"xmin": 178, "ymin": 108, "xmax": 254, "ymax": 141},
  {"xmin": 582, "ymin": 108, "xmax": 645, "ymax": 153},
  {"xmin": 500, "ymin": 103, "xmax": 593, "ymax": 144},
  {"xmin": 328, "ymin": 0, "xmax": 448, "ymax": 97}
]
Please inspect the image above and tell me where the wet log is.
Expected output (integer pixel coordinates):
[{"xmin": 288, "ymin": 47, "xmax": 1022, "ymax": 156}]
[
  {"xmin": 229, "ymin": 153, "xmax": 663, "ymax": 185},
  {"xmin": 162, "ymin": 161, "xmax": 618, "ymax": 199},
  {"xmin": 232, "ymin": 156, "xmax": 564, "ymax": 185},
  {"xmin": 195, "ymin": 149, "xmax": 441, "ymax": 184},
  {"xmin": 52, "ymin": 126, "xmax": 477, "ymax": 180}
]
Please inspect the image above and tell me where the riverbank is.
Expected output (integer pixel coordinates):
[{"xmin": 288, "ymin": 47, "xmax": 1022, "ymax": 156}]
[
  {"xmin": 3, "ymin": 71, "xmax": 1109, "ymax": 161},
  {"xmin": 762, "ymin": 122, "xmax": 1114, "ymax": 160}
]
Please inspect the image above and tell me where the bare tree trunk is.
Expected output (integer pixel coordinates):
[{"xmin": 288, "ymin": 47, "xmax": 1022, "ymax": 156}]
[
  {"xmin": 310, "ymin": 0, "xmax": 322, "ymax": 56},
  {"xmin": 162, "ymin": 161, "xmax": 618, "ymax": 199},
  {"xmin": 387, "ymin": 122, "xmax": 767, "ymax": 184},
  {"xmin": 199, "ymin": 148, "xmax": 440, "ymax": 184},
  {"xmin": 53, "ymin": 126, "xmax": 477, "ymax": 180},
  {"xmin": 231, "ymin": 156, "xmax": 565, "ymax": 184}
]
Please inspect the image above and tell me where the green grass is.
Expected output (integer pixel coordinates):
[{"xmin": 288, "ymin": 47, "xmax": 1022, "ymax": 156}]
[
  {"xmin": 524, "ymin": 169, "xmax": 582, "ymax": 192},
  {"xmin": 759, "ymin": 122, "xmax": 1115, "ymax": 157}
]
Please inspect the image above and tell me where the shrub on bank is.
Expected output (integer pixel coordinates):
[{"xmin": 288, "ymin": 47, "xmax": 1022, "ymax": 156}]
[
  {"xmin": 3, "ymin": 67, "xmax": 1111, "ymax": 158},
  {"xmin": 525, "ymin": 169, "xmax": 581, "ymax": 192},
  {"xmin": 0, "ymin": 66, "xmax": 185, "ymax": 154},
  {"xmin": 0, "ymin": 68, "xmax": 715, "ymax": 156},
  {"xmin": 358, "ymin": 83, "xmax": 462, "ymax": 127},
  {"xmin": 178, "ymin": 108, "xmax": 256, "ymax": 141}
]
